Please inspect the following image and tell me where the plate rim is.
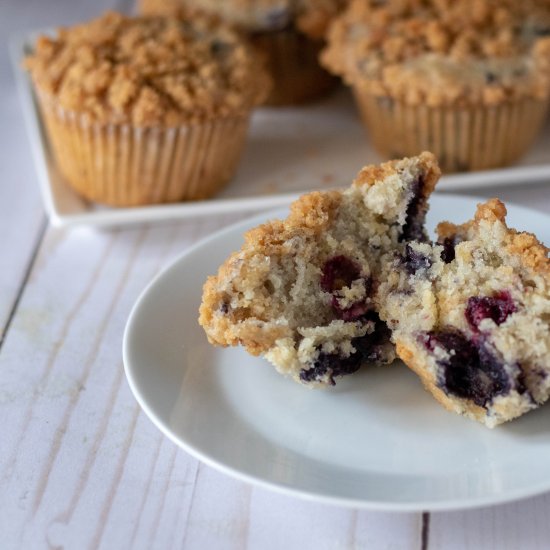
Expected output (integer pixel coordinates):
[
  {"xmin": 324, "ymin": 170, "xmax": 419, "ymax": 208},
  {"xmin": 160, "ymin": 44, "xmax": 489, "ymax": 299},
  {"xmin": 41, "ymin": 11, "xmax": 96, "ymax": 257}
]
[{"xmin": 123, "ymin": 196, "xmax": 550, "ymax": 512}]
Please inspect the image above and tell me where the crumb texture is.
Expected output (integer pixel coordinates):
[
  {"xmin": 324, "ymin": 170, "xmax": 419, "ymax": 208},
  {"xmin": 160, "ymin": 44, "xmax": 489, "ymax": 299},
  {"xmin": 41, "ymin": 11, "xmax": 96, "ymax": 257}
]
[
  {"xmin": 199, "ymin": 152, "xmax": 550, "ymax": 426},
  {"xmin": 26, "ymin": 11, "xmax": 269, "ymax": 125},
  {"xmin": 379, "ymin": 199, "xmax": 550, "ymax": 427},
  {"xmin": 199, "ymin": 152, "xmax": 440, "ymax": 386}
]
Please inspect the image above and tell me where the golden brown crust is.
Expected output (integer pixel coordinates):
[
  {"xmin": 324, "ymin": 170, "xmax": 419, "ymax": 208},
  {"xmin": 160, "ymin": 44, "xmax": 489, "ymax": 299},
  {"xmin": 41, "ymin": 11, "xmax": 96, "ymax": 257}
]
[
  {"xmin": 287, "ymin": 190, "xmax": 341, "ymax": 231},
  {"xmin": 295, "ymin": 0, "xmax": 349, "ymax": 39},
  {"xmin": 241, "ymin": 191, "xmax": 341, "ymax": 252},
  {"xmin": 199, "ymin": 191, "xmax": 342, "ymax": 353},
  {"xmin": 138, "ymin": 1, "xmax": 339, "ymax": 104},
  {"xmin": 473, "ymin": 198, "xmax": 508, "ymax": 223},
  {"xmin": 505, "ymin": 232, "xmax": 550, "ymax": 273},
  {"xmin": 138, "ymin": 0, "xmax": 211, "ymax": 19},
  {"xmin": 322, "ymin": 0, "xmax": 550, "ymax": 107},
  {"xmin": 139, "ymin": 0, "xmax": 190, "ymax": 16},
  {"xmin": 25, "ymin": 11, "xmax": 270, "ymax": 125},
  {"xmin": 353, "ymin": 150, "xmax": 440, "ymax": 195},
  {"xmin": 436, "ymin": 198, "xmax": 506, "ymax": 240},
  {"xmin": 437, "ymin": 198, "xmax": 550, "ymax": 275}
]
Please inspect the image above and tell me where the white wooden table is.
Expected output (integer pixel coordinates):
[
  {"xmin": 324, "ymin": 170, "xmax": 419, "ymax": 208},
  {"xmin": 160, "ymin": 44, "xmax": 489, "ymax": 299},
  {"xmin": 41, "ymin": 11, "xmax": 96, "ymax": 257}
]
[{"xmin": 2, "ymin": 1, "xmax": 550, "ymax": 548}]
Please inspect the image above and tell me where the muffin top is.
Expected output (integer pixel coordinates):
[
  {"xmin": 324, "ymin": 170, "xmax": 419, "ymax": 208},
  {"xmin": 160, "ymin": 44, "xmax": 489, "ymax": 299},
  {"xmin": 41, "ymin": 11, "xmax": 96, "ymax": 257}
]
[
  {"xmin": 140, "ymin": 0, "xmax": 348, "ymax": 38},
  {"xmin": 25, "ymin": 11, "xmax": 270, "ymax": 125},
  {"xmin": 322, "ymin": 0, "xmax": 550, "ymax": 107}
]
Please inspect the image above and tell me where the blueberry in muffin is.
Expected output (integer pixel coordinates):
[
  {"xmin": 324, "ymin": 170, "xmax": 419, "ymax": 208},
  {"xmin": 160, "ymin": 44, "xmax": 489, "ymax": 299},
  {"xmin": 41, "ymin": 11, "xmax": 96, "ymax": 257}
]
[{"xmin": 378, "ymin": 199, "xmax": 550, "ymax": 427}]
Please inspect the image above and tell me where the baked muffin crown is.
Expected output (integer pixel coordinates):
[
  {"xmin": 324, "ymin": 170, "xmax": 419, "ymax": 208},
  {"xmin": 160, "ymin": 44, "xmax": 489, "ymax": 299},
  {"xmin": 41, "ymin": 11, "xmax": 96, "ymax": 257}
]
[
  {"xmin": 140, "ymin": 0, "xmax": 348, "ymax": 38},
  {"xmin": 437, "ymin": 198, "xmax": 550, "ymax": 275},
  {"xmin": 322, "ymin": 0, "xmax": 550, "ymax": 106},
  {"xmin": 25, "ymin": 11, "xmax": 270, "ymax": 125}
]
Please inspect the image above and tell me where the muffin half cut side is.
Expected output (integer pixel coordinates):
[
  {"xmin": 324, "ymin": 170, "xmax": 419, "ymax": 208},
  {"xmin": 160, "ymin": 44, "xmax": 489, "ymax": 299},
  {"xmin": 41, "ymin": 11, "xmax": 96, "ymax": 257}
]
[
  {"xmin": 199, "ymin": 152, "xmax": 440, "ymax": 387},
  {"xmin": 379, "ymin": 199, "xmax": 550, "ymax": 427}
]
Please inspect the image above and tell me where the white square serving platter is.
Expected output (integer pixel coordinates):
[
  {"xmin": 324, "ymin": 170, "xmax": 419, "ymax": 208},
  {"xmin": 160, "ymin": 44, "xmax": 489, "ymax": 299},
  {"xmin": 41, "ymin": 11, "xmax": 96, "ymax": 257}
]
[{"xmin": 12, "ymin": 31, "xmax": 550, "ymax": 228}]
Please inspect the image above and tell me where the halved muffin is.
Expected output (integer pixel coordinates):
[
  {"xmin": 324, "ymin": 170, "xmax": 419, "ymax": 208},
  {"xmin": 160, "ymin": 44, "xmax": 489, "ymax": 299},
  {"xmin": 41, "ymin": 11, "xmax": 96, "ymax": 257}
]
[
  {"xmin": 378, "ymin": 199, "xmax": 550, "ymax": 427},
  {"xmin": 199, "ymin": 152, "xmax": 440, "ymax": 386}
]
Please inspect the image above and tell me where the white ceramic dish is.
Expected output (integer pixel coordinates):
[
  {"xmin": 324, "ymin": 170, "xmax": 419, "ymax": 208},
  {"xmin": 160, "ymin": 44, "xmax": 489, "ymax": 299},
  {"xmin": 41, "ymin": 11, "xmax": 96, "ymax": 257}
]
[
  {"xmin": 123, "ymin": 195, "xmax": 550, "ymax": 511},
  {"xmin": 13, "ymin": 32, "xmax": 550, "ymax": 228}
]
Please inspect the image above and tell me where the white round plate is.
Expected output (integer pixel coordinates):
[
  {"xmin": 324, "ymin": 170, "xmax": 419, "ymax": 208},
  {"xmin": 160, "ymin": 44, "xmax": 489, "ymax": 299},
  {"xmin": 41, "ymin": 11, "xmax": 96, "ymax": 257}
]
[{"xmin": 123, "ymin": 195, "xmax": 550, "ymax": 511}]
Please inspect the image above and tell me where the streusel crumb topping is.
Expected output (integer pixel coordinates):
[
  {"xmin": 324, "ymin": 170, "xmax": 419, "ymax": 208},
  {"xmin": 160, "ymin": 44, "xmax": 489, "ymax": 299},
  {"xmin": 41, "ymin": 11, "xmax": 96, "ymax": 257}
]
[
  {"xmin": 437, "ymin": 199, "xmax": 550, "ymax": 275},
  {"xmin": 140, "ymin": 0, "xmax": 348, "ymax": 38},
  {"xmin": 322, "ymin": 0, "xmax": 550, "ymax": 106},
  {"xmin": 26, "ymin": 11, "xmax": 270, "ymax": 125}
]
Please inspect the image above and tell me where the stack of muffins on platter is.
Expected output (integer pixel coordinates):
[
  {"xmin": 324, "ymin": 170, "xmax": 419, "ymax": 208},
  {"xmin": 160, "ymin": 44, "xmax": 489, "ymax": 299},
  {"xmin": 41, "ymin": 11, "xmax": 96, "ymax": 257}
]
[
  {"xmin": 22, "ymin": 3, "xmax": 550, "ymax": 427},
  {"xmin": 24, "ymin": 0, "xmax": 550, "ymax": 208}
]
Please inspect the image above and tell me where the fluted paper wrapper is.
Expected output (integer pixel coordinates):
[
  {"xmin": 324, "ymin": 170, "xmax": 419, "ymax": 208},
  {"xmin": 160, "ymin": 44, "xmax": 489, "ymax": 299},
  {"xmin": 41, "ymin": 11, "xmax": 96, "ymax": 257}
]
[
  {"xmin": 353, "ymin": 89, "xmax": 549, "ymax": 172},
  {"xmin": 38, "ymin": 95, "xmax": 250, "ymax": 207},
  {"xmin": 252, "ymin": 28, "xmax": 336, "ymax": 106}
]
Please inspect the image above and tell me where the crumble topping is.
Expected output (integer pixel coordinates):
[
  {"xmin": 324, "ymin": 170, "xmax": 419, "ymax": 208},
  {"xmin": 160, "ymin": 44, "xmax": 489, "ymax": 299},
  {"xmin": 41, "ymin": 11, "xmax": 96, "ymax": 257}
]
[
  {"xmin": 139, "ymin": 0, "xmax": 348, "ymax": 38},
  {"xmin": 25, "ymin": 11, "xmax": 270, "ymax": 125},
  {"xmin": 322, "ymin": 0, "xmax": 550, "ymax": 106}
]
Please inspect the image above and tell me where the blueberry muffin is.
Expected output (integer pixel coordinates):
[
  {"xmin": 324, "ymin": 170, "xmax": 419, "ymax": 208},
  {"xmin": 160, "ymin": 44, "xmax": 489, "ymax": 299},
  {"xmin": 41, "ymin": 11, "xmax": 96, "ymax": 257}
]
[
  {"xmin": 140, "ymin": 0, "xmax": 344, "ymax": 36},
  {"xmin": 25, "ymin": 11, "xmax": 269, "ymax": 206},
  {"xmin": 378, "ymin": 199, "xmax": 550, "ymax": 427},
  {"xmin": 199, "ymin": 152, "xmax": 440, "ymax": 386},
  {"xmin": 322, "ymin": 0, "xmax": 550, "ymax": 172},
  {"xmin": 139, "ymin": 0, "xmax": 348, "ymax": 105}
]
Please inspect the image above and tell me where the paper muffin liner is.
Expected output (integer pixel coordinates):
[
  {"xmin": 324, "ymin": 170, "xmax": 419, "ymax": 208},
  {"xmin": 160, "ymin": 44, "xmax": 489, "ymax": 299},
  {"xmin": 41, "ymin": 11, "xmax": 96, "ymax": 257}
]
[
  {"xmin": 251, "ymin": 27, "xmax": 337, "ymax": 106},
  {"xmin": 37, "ymin": 95, "xmax": 251, "ymax": 207},
  {"xmin": 353, "ymin": 89, "xmax": 549, "ymax": 172}
]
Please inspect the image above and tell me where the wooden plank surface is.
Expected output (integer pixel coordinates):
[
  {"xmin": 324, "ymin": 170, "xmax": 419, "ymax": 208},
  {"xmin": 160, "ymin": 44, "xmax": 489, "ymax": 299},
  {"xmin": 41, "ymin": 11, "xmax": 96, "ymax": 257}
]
[
  {"xmin": 1, "ymin": 0, "xmax": 549, "ymax": 548},
  {"xmin": 0, "ymin": 217, "xmax": 422, "ymax": 549},
  {"xmin": 431, "ymin": 493, "xmax": 550, "ymax": 550}
]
